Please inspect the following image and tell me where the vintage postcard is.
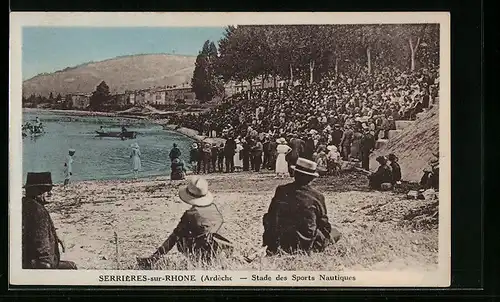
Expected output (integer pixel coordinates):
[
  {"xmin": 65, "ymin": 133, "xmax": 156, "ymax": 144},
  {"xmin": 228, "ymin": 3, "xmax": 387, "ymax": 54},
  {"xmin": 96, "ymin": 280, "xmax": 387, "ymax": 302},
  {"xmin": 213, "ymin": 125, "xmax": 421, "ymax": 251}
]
[{"xmin": 9, "ymin": 12, "xmax": 451, "ymax": 287}]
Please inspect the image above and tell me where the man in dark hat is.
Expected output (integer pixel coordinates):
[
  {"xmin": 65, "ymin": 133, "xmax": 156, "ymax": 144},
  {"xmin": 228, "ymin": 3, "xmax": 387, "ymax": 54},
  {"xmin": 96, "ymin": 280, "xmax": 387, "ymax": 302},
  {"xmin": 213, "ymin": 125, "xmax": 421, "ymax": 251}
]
[
  {"xmin": 137, "ymin": 176, "xmax": 233, "ymax": 268},
  {"xmin": 331, "ymin": 124, "xmax": 343, "ymax": 149},
  {"xmin": 368, "ymin": 156, "xmax": 393, "ymax": 190},
  {"xmin": 420, "ymin": 152, "xmax": 439, "ymax": 190},
  {"xmin": 169, "ymin": 143, "xmax": 181, "ymax": 162},
  {"xmin": 388, "ymin": 153, "xmax": 402, "ymax": 185},
  {"xmin": 360, "ymin": 130, "xmax": 376, "ymax": 170},
  {"xmin": 22, "ymin": 172, "xmax": 77, "ymax": 269},
  {"xmin": 211, "ymin": 143, "xmax": 219, "ymax": 173},
  {"xmin": 262, "ymin": 158, "xmax": 341, "ymax": 255},
  {"xmin": 223, "ymin": 137, "xmax": 236, "ymax": 173},
  {"xmin": 288, "ymin": 133, "xmax": 305, "ymax": 176}
]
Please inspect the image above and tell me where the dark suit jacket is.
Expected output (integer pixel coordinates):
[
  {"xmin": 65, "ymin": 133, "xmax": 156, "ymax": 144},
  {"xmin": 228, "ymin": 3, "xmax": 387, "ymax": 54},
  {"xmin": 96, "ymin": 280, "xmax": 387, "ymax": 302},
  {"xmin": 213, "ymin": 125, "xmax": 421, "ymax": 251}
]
[
  {"xmin": 262, "ymin": 183, "xmax": 334, "ymax": 254},
  {"xmin": 22, "ymin": 197, "xmax": 60, "ymax": 269}
]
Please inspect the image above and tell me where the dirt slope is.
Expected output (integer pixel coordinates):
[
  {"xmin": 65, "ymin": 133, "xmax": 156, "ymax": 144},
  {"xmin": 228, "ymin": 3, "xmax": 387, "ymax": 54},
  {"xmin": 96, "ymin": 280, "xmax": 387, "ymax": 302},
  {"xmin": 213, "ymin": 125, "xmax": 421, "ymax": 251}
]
[
  {"xmin": 369, "ymin": 107, "xmax": 439, "ymax": 182},
  {"xmin": 23, "ymin": 54, "xmax": 195, "ymax": 97}
]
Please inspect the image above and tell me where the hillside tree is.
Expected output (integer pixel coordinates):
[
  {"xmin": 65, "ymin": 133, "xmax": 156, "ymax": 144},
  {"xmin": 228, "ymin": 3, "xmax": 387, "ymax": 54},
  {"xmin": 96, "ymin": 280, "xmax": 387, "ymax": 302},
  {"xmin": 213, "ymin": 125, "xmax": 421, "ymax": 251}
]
[
  {"xmin": 89, "ymin": 81, "xmax": 111, "ymax": 110},
  {"xmin": 191, "ymin": 40, "xmax": 223, "ymax": 103}
]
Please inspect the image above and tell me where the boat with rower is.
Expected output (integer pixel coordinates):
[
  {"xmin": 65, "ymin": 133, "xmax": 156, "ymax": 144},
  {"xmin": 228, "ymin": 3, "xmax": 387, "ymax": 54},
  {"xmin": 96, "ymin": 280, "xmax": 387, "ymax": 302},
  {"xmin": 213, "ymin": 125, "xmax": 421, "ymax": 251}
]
[{"xmin": 95, "ymin": 126, "xmax": 137, "ymax": 139}]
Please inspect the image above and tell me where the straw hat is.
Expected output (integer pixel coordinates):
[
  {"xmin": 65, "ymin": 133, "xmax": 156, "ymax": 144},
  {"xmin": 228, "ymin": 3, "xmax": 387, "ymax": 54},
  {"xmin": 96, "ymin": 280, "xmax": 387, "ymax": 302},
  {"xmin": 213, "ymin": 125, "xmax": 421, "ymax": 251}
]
[
  {"xmin": 276, "ymin": 137, "xmax": 287, "ymax": 144},
  {"xmin": 291, "ymin": 158, "xmax": 319, "ymax": 177},
  {"xmin": 178, "ymin": 176, "xmax": 214, "ymax": 207},
  {"xmin": 327, "ymin": 145, "xmax": 337, "ymax": 152},
  {"xmin": 68, "ymin": 148, "xmax": 76, "ymax": 154},
  {"xmin": 131, "ymin": 143, "xmax": 140, "ymax": 149},
  {"xmin": 192, "ymin": 142, "xmax": 198, "ymax": 149}
]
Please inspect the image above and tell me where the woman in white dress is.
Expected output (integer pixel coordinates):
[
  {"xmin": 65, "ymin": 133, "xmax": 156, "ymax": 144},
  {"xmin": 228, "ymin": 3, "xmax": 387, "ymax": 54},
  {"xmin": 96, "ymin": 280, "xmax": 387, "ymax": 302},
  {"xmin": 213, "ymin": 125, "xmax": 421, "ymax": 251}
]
[
  {"xmin": 130, "ymin": 143, "xmax": 142, "ymax": 179},
  {"xmin": 275, "ymin": 137, "xmax": 292, "ymax": 178},
  {"xmin": 233, "ymin": 139, "xmax": 243, "ymax": 172},
  {"xmin": 63, "ymin": 148, "xmax": 75, "ymax": 187}
]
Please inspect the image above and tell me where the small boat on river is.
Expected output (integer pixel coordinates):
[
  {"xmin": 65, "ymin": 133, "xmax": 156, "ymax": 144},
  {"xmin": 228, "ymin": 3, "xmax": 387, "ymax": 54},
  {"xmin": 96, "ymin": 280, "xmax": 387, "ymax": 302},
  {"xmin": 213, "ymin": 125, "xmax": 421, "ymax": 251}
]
[{"xmin": 95, "ymin": 130, "xmax": 137, "ymax": 139}]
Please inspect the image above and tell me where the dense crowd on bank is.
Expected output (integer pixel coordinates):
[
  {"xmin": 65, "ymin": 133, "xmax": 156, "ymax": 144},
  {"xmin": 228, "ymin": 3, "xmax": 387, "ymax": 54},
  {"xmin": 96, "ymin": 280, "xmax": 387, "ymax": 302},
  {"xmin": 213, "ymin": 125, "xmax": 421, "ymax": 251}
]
[{"xmin": 168, "ymin": 66, "xmax": 439, "ymax": 179}]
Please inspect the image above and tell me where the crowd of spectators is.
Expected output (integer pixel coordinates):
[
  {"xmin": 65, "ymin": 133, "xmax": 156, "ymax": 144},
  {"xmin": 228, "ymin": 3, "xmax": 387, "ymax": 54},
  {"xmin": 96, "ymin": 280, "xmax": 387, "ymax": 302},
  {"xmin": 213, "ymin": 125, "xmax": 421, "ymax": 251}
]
[{"xmin": 170, "ymin": 66, "xmax": 439, "ymax": 177}]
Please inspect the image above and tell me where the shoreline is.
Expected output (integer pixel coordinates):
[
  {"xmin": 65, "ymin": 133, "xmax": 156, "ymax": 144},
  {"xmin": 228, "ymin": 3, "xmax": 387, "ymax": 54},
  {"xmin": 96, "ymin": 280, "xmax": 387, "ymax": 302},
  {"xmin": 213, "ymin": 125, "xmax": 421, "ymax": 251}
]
[
  {"xmin": 23, "ymin": 107, "xmax": 222, "ymax": 145},
  {"xmin": 23, "ymin": 107, "xmax": 150, "ymax": 120}
]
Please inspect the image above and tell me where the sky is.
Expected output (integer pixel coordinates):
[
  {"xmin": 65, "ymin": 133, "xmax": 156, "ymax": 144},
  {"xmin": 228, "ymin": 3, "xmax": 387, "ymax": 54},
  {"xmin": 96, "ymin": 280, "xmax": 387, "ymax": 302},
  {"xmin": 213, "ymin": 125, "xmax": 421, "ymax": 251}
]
[{"xmin": 22, "ymin": 27, "xmax": 226, "ymax": 80}]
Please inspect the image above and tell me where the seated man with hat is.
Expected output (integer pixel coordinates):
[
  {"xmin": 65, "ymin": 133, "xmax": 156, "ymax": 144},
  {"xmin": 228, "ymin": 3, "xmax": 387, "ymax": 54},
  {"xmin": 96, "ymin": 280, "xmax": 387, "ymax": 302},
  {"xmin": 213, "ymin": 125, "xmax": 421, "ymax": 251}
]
[
  {"xmin": 368, "ymin": 156, "xmax": 394, "ymax": 191},
  {"xmin": 420, "ymin": 152, "xmax": 439, "ymax": 190},
  {"xmin": 22, "ymin": 172, "xmax": 77, "ymax": 269},
  {"xmin": 262, "ymin": 158, "xmax": 341, "ymax": 255},
  {"xmin": 137, "ymin": 176, "xmax": 233, "ymax": 269}
]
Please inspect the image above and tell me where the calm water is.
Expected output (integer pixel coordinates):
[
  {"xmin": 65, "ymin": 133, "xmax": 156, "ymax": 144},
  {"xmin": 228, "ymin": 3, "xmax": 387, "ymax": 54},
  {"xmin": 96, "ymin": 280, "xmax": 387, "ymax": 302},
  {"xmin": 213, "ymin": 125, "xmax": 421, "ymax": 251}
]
[{"xmin": 22, "ymin": 109, "xmax": 195, "ymax": 184}]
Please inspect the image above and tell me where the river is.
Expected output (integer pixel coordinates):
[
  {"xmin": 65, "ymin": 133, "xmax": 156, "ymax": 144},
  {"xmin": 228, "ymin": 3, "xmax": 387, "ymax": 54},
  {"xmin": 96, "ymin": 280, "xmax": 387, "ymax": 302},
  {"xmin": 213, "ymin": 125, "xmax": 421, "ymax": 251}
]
[{"xmin": 22, "ymin": 109, "xmax": 195, "ymax": 184}]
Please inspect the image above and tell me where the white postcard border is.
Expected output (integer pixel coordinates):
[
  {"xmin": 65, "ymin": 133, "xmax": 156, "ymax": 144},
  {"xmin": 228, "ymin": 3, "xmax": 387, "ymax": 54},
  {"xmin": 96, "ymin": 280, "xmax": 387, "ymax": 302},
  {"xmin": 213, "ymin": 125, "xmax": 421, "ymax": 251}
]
[{"xmin": 9, "ymin": 11, "xmax": 451, "ymax": 287}]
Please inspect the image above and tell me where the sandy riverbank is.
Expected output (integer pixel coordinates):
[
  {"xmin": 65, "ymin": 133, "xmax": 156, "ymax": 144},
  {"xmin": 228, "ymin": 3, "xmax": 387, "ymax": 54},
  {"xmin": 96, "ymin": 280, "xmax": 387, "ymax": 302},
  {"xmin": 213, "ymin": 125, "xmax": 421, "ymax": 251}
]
[{"xmin": 47, "ymin": 171, "xmax": 439, "ymax": 271}]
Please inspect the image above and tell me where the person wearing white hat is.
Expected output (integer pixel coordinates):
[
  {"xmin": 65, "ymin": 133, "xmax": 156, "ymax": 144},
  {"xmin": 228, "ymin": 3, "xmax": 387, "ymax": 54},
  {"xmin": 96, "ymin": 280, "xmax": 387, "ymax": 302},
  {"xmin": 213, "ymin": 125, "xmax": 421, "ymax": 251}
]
[
  {"xmin": 137, "ymin": 176, "xmax": 232, "ymax": 268},
  {"xmin": 130, "ymin": 143, "xmax": 142, "ymax": 179},
  {"xmin": 263, "ymin": 158, "xmax": 341, "ymax": 255},
  {"xmin": 63, "ymin": 148, "xmax": 76, "ymax": 187}
]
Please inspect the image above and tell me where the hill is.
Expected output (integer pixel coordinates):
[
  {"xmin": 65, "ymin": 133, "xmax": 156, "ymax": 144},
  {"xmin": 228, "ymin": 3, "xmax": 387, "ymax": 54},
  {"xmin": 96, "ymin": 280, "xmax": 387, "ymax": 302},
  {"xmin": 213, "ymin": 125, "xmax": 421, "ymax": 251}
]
[
  {"xmin": 22, "ymin": 54, "xmax": 196, "ymax": 97},
  {"xmin": 369, "ymin": 107, "xmax": 439, "ymax": 182}
]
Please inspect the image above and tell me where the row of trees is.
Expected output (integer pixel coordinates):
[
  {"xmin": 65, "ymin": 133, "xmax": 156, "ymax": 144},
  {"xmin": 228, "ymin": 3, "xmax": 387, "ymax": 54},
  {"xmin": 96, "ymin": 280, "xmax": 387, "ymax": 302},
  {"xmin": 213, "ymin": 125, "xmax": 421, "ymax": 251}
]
[{"xmin": 192, "ymin": 24, "xmax": 440, "ymax": 102}]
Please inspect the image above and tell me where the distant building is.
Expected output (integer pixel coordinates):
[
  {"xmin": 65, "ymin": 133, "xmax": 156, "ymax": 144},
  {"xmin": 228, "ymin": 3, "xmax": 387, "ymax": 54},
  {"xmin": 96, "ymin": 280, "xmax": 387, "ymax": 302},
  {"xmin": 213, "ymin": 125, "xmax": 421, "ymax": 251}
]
[
  {"xmin": 165, "ymin": 87, "xmax": 195, "ymax": 104},
  {"xmin": 70, "ymin": 93, "xmax": 91, "ymax": 109},
  {"xmin": 112, "ymin": 93, "xmax": 129, "ymax": 106}
]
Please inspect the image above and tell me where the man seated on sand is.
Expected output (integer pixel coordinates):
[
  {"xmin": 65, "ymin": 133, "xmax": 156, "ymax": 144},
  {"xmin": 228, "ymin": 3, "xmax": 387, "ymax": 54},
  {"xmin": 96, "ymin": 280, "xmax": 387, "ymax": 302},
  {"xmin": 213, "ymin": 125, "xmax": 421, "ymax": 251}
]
[
  {"xmin": 137, "ymin": 176, "xmax": 233, "ymax": 269},
  {"xmin": 368, "ymin": 156, "xmax": 393, "ymax": 191},
  {"xmin": 388, "ymin": 153, "xmax": 402, "ymax": 186},
  {"xmin": 22, "ymin": 172, "xmax": 77, "ymax": 269},
  {"xmin": 262, "ymin": 158, "xmax": 341, "ymax": 255}
]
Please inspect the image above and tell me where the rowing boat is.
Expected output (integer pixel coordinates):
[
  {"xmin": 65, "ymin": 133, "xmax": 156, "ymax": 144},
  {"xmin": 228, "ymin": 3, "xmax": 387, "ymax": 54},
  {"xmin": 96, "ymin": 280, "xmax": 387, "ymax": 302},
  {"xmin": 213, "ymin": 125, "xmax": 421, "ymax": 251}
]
[{"xmin": 95, "ymin": 130, "xmax": 137, "ymax": 139}]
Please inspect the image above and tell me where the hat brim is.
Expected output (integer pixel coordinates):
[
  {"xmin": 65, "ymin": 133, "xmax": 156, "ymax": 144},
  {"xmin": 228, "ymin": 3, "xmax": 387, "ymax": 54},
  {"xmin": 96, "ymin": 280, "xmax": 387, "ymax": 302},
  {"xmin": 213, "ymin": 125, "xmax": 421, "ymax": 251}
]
[
  {"xmin": 23, "ymin": 184, "xmax": 55, "ymax": 189},
  {"xmin": 291, "ymin": 166, "xmax": 319, "ymax": 177},
  {"xmin": 178, "ymin": 186, "xmax": 214, "ymax": 207}
]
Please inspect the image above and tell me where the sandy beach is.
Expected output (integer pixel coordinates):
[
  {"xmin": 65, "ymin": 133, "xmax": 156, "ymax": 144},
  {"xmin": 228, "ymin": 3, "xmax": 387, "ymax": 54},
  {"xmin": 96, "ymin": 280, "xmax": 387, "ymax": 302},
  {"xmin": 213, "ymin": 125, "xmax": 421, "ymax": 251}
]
[{"xmin": 47, "ymin": 171, "xmax": 439, "ymax": 271}]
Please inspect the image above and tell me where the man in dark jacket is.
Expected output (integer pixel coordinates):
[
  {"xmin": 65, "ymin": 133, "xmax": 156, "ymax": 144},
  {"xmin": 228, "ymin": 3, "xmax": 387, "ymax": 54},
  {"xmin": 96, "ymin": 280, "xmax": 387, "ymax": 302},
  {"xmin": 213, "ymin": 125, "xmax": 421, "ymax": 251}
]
[
  {"xmin": 340, "ymin": 125, "xmax": 354, "ymax": 160},
  {"xmin": 268, "ymin": 138, "xmax": 278, "ymax": 170},
  {"xmin": 224, "ymin": 137, "xmax": 236, "ymax": 173},
  {"xmin": 251, "ymin": 139, "xmax": 264, "ymax": 172},
  {"xmin": 137, "ymin": 176, "xmax": 233, "ymax": 268},
  {"xmin": 331, "ymin": 124, "xmax": 343, "ymax": 148},
  {"xmin": 368, "ymin": 156, "xmax": 393, "ymax": 190},
  {"xmin": 388, "ymin": 153, "xmax": 402, "ymax": 185},
  {"xmin": 262, "ymin": 136, "xmax": 271, "ymax": 170},
  {"xmin": 211, "ymin": 143, "xmax": 219, "ymax": 173},
  {"xmin": 22, "ymin": 172, "xmax": 77, "ymax": 269},
  {"xmin": 360, "ymin": 130, "xmax": 376, "ymax": 170},
  {"xmin": 303, "ymin": 132, "xmax": 316, "ymax": 160},
  {"xmin": 262, "ymin": 158, "xmax": 341, "ymax": 255},
  {"xmin": 288, "ymin": 134, "xmax": 305, "ymax": 176},
  {"xmin": 169, "ymin": 143, "xmax": 181, "ymax": 162},
  {"xmin": 217, "ymin": 143, "xmax": 225, "ymax": 172}
]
